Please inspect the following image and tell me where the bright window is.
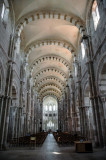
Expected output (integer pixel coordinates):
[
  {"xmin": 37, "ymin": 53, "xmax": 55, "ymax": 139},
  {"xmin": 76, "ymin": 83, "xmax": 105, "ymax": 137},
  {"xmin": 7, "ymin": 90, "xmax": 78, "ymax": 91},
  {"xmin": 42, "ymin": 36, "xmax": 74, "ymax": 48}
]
[
  {"xmin": 75, "ymin": 65, "xmax": 77, "ymax": 77},
  {"xmin": 81, "ymin": 42, "xmax": 85, "ymax": 59},
  {"xmin": 53, "ymin": 105, "xmax": 56, "ymax": 111},
  {"xmin": 49, "ymin": 105, "xmax": 52, "ymax": 111},
  {"xmin": 45, "ymin": 105, "xmax": 48, "ymax": 111},
  {"xmin": 92, "ymin": 0, "xmax": 100, "ymax": 30},
  {"xmin": 1, "ymin": 3, "xmax": 5, "ymax": 19}
]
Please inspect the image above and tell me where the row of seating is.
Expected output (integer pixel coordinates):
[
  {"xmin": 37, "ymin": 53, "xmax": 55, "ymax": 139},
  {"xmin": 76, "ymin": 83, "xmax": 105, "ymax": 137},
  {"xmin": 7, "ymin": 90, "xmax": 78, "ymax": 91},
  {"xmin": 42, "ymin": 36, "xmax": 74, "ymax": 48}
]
[
  {"xmin": 9, "ymin": 132, "xmax": 48, "ymax": 147},
  {"xmin": 53, "ymin": 132, "xmax": 86, "ymax": 144}
]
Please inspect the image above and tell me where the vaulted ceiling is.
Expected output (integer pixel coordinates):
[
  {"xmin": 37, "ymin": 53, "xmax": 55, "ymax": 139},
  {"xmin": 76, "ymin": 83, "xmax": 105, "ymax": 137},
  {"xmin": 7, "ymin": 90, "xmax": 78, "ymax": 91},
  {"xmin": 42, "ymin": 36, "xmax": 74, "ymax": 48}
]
[{"xmin": 12, "ymin": 0, "xmax": 91, "ymax": 101}]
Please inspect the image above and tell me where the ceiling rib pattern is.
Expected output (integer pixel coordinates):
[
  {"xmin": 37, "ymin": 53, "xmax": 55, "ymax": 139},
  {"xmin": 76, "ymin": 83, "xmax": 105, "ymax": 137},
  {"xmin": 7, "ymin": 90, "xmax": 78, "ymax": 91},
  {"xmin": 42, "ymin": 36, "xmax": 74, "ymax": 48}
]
[
  {"xmin": 25, "ymin": 40, "xmax": 75, "ymax": 56},
  {"xmin": 36, "ymin": 76, "xmax": 65, "ymax": 88},
  {"xmin": 38, "ymin": 83, "xmax": 63, "ymax": 93},
  {"xmin": 40, "ymin": 93, "xmax": 60, "ymax": 101},
  {"xmin": 12, "ymin": 0, "xmax": 89, "ymax": 101},
  {"xmin": 30, "ymin": 55, "xmax": 71, "ymax": 70},
  {"xmin": 34, "ymin": 67, "xmax": 67, "ymax": 80},
  {"xmin": 39, "ymin": 87, "xmax": 62, "ymax": 96},
  {"xmin": 16, "ymin": 11, "xmax": 85, "ymax": 36},
  {"xmin": 40, "ymin": 90, "xmax": 61, "ymax": 100}
]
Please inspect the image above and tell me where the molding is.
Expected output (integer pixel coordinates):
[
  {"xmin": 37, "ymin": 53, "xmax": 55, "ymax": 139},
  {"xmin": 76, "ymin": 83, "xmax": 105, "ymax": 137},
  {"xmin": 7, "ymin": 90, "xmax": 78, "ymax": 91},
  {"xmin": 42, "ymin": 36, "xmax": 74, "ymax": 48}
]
[
  {"xmin": 30, "ymin": 54, "xmax": 72, "ymax": 70},
  {"xmin": 39, "ymin": 87, "xmax": 62, "ymax": 95},
  {"xmin": 33, "ymin": 67, "xmax": 68, "ymax": 80},
  {"xmin": 25, "ymin": 40, "xmax": 76, "ymax": 56},
  {"xmin": 36, "ymin": 75, "xmax": 65, "ymax": 87},
  {"xmin": 38, "ymin": 82, "xmax": 63, "ymax": 92},
  {"xmin": 16, "ymin": 11, "xmax": 85, "ymax": 36}
]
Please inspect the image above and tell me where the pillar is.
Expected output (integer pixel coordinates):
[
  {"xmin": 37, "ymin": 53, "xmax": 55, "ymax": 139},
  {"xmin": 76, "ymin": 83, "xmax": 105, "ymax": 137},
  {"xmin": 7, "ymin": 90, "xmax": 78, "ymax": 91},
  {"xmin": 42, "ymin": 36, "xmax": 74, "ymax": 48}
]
[{"xmin": 82, "ymin": 35, "xmax": 104, "ymax": 147}]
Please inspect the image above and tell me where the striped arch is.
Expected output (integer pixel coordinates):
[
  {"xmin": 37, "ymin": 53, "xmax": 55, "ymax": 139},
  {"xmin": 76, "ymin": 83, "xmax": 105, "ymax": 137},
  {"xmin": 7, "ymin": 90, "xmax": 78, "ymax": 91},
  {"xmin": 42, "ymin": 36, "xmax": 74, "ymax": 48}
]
[
  {"xmin": 16, "ymin": 11, "xmax": 86, "ymax": 36},
  {"xmin": 33, "ymin": 67, "xmax": 68, "ymax": 81},
  {"xmin": 36, "ymin": 76, "xmax": 65, "ymax": 88},
  {"xmin": 40, "ymin": 93, "xmax": 60, "ymax": 102},
  {"xmin": 25, "ymin": 40, "xmax": 76, "ymax": 57},
  {"xmin": 39, "ymin": 85, "xmax": 62, "ymax": 95},
  {"xmin": 40, "ymin": 88, "xmax": 62, "ymax": 96},
  {"xmin": 40, "ymin": 91, "xmax": 61, "ymax": 101},
  {"xmin": 30, "ymin": 54, "xmax": 72, "ymax": 70},
  {"xmin": 38, "ymin": 82, "xmax": 63, "ymax": 93}
]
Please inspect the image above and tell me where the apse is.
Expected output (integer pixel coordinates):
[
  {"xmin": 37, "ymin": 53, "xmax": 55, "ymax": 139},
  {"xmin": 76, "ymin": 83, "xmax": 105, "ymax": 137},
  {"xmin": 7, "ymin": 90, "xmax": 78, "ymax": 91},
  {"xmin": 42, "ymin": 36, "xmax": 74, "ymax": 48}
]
[{"xmin": 42, "ymin": 96, "xmax": 58, "ymax": 131}]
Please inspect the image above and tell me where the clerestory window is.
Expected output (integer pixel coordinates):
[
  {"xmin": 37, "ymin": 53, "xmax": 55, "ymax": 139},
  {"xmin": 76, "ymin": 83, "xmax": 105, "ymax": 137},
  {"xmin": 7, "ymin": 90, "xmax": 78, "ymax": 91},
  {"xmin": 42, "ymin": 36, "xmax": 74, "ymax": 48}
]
[
  {"xmin": 1, "ymin": 3, "xmax": 5, "ymax": 20},
  {"xmin": 1, "ymin": 1, "xmax": 9, "ymax": 27},
  {"xmin": 92, "ymin": 0, "xmax": 100, "ymax": 30},
  {"xmin": 81, "ymin": 42, "xmax": 86, "ymax": 59}
]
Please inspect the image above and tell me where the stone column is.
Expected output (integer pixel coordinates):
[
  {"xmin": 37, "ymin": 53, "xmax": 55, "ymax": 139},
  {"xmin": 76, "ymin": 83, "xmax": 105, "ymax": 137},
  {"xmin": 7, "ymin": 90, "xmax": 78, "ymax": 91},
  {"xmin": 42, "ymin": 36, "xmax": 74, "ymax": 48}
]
[
  {"xmin": 58, "ymin": 101, "xmax": 61, "ymax": 131},
  {"xmin": 0, "ymin": 95, "xmax": 4, "ymax": 127},
  {"xmin": 70, "ymin": 76, "xmax": 76, "ymax": 133},
  {"xmin": 0, "ymin": 34, "xmax": 21, "ymax": 149},
  {"xmin": 17, "ymin": 107, "xmax": 23, "ymax": 138},
  {"xmin": 31, "ymin": 91, "xmax": 35, "ymax": 134},
  {"xmin": 66, "ymin": 85, "xmax": 71, "ymax": 132},
  {"xmin": 0, "ymin": 59, "xmax": 13, "ymax": 150},
  {"xmin": 18, "ymin": 77, "xmax": 24, "ymax": 137},
  {"xmin": 64, "ymin": 92, "xmax": 68, "ymax": 132},
  {"xmin": 59, "ymin": 100, "xmax": 63, "ymax": 131},
  {"xmin": 23, "ymin": 113, "xmax": 27, "ymax": 136},
  {"xmin": 82, "ymin": 106, "xmax": 86, "ymax": 137},
  {"xmin": 14, "ymin": 35, "xmax": 21, "ymax": 60},
  {"xmin": 82, "ymin": 35, "xmax": 104, "ymax": 147},
  {"xmin": 26, "ymin": 79, "xmax": 31, "ymax": 133}
]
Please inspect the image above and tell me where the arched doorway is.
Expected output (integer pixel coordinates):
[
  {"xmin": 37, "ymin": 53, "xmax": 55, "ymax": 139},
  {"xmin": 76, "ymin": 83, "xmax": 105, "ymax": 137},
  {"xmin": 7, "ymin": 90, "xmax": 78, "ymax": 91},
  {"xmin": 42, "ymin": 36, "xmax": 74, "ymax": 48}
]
[{"xmin": 42, "ymin": 96, "xmax": 58, "ymax": 132}]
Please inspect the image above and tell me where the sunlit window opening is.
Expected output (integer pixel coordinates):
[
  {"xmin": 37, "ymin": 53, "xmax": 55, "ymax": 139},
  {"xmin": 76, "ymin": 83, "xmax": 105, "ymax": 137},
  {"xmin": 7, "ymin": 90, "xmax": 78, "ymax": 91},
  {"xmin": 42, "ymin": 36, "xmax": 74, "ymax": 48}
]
[
  {"xmin": 81, "ymin": 42, "xmax": 86, "ymax": 59},
  {"xmin": 45, "ymin": 105, "xmax": 48, "ymax": 111},
  {"xmin": 1, "ymin": 3, "xmax": 5, "ymax": 19},
  {"xmin": 92, "ymin": 0, "xmax": 100, "ymax": 30},
  {"xmin": 49, "ymin": 105, "xmax": 52, "ymax": 111},
  {"xmin": 53, "ymin": 105, "xmax": 56, "ymax": 111},
  {"xmin": 74, "ymin": 65, "xmax": 77, "ymax": 77}
]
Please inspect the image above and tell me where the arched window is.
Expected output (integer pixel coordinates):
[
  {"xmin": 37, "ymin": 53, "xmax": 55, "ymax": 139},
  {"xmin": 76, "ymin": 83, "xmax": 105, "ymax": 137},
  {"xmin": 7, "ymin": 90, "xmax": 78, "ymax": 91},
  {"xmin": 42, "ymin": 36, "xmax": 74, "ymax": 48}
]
[
  {"xmin": 81, "ymin": 42, "xmax": 86, "ymax": 59},
  {"xmin": 53, "ymin": 105, "xmax": 56, "ymax": 111},
  {"xmin": 1, "ymin": 1, "xmax": 9, "ymax": 27},
  {"xmin": 45, "ymin": 105, "xmax": 48, "ymax": 111},
  {"xmin": 49, "ymin": 105, "xmax": 52, "ymax": 111},
  {"xmin": 1, "ymin": 3, "xmax": 5, "ymax": 19},
  {"xmin": 74, "ymin": 65, "xmax": 77, "ymax": 77},
  {"xmin": 92, "ymin": 0, "xmax": 100, "ymax": 30}
]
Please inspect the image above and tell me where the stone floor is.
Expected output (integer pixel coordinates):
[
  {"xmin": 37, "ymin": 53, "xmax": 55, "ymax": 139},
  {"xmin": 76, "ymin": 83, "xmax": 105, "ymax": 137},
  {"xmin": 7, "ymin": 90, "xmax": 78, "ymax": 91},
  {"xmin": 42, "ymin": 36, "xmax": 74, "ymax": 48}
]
[{"xmin": 0, "ymin": 134, "xmax": 106, "ymax": 160}]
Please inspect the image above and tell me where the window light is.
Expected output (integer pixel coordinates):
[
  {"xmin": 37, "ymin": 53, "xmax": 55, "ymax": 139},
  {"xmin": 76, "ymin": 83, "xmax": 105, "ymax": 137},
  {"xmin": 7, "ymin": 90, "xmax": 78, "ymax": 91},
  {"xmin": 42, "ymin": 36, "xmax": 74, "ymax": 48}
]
[
  {"xmin": 1, "ymin": 3, "xmax": 5, "ymax": 19},
  {"xmin": 92, "ymin": 0, "xmax": 100, "ymax": 30},
  {"xmin": 81, "ymin": 42, "xmax": 85, "ymax": 59}
]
